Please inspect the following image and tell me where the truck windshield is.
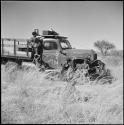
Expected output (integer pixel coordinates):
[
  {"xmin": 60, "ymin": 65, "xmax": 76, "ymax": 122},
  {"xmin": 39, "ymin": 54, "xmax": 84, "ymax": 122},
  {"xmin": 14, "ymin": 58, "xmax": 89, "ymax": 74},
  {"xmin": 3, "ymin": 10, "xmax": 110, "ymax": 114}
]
[
  {"xmin": 60, "ymin": 40, "xmax": 72, "ymax": 49},
  {"xmin": 43, "ymin": 39, "xmax": 58, "ymax": 50}
]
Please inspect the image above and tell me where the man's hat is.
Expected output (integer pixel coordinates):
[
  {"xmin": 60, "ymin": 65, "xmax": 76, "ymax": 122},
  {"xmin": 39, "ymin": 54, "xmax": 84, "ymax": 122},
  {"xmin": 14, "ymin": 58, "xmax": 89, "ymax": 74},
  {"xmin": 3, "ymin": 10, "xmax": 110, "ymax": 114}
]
[{"xmin": 32, "ymin": 31, "xmax": 38, "ymax": 36}]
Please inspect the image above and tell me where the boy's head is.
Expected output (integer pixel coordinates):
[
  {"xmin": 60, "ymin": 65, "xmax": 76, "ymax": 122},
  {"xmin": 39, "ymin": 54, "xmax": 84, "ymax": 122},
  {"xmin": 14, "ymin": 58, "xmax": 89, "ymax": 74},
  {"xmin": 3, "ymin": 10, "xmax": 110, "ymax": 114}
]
[{"xmin": 32, "ymin": 31, "xmax": 38, "ymax": 37}]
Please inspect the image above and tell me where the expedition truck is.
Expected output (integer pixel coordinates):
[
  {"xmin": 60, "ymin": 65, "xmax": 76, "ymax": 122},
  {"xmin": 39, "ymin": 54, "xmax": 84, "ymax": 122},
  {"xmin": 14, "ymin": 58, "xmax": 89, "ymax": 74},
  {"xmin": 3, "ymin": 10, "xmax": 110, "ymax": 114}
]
[
  {"xmin": 1, "ymin": 29, "xmax": 97, "ymax": 69},
  {"xmin": 1, "ymin": 29, "xmax": 113, "ymax": 83}
]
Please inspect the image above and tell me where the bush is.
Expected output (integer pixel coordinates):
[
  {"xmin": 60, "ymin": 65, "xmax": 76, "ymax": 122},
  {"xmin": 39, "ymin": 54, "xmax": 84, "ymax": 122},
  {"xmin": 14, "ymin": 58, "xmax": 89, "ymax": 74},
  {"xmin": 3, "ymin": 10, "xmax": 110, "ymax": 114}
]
[
  {"xmin": 94, "ymin": 40, "xmax": 115, "ymax": 56},
  {"xmin": 109, "ymin": 50, "xmax": 123, "ymax": 57}
]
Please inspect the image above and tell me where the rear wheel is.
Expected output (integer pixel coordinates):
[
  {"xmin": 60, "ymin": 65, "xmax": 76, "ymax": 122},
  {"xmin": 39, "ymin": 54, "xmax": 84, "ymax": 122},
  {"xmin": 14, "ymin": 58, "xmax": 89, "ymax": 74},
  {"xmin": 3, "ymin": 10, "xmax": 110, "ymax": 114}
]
[
  {"xmin": 15, "ymin": 59, "xmax": 22, "ymax": 67},
  {"xmin": 1, "ymin": 58, "xmax": 8, "ymax": 65}
]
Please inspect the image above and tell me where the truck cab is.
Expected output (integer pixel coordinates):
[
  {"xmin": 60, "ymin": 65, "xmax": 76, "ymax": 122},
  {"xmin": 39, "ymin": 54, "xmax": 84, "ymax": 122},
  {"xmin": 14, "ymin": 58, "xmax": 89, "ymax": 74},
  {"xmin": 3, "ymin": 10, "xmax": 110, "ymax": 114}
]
[{"xmin": 41, "ymin": 34, "xmax": 72, "ymax": 69}]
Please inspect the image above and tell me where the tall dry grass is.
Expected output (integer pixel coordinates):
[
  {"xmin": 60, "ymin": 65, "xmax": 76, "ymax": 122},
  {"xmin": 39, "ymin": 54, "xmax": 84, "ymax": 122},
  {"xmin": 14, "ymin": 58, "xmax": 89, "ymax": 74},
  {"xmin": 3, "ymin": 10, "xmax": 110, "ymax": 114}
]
[{"xmin": 1, "ymin": 55, "xmax": 123, "ymax": 124}]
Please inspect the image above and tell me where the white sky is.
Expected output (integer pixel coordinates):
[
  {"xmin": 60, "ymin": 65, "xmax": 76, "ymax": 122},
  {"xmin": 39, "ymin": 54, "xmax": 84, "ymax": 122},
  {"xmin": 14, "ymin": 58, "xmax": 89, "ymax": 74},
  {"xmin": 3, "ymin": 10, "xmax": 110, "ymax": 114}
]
[{"xmin": 1, "ymin": 1, "xmax": 123, "ymax": 50}]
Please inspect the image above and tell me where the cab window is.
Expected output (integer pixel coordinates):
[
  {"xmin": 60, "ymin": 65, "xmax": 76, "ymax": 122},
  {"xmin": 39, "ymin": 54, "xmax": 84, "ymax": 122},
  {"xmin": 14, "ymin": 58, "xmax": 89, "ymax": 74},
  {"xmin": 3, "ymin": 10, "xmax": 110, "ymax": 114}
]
[
  {"xmin": 44, "ymin": 41, "xmax": 58, "ymax": 50},
  {"xmin": 60, "ymin": 40, "xmax": 72, "ymax": 49}
]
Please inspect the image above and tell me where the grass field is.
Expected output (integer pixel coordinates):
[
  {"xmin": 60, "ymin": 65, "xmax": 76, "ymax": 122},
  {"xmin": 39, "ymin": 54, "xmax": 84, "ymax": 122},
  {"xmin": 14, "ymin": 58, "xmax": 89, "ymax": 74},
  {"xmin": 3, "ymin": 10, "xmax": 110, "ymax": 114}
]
[{"xmin": 1, "ymin": 55, "xmax": 123, "ymax": 124}]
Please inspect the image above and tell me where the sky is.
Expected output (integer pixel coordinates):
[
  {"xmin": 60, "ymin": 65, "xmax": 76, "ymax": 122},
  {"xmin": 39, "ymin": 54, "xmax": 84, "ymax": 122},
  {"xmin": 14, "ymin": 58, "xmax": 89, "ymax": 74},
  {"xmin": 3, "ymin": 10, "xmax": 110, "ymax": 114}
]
[{"xmin": 1, "ymin": 1, "xmax": 123, "ymax": 50}]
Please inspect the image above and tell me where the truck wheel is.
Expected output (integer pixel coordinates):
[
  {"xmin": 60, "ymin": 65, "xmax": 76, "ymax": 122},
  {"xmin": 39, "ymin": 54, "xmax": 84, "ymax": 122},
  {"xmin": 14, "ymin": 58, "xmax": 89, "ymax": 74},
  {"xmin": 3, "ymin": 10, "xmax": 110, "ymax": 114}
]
[
  {"xmin": 16, "ymin": 60, "xmax": 22, "ymax": 67},
  {"xmin": 1, "ymin": 58, "xmax": 8, "ymax": 65}
]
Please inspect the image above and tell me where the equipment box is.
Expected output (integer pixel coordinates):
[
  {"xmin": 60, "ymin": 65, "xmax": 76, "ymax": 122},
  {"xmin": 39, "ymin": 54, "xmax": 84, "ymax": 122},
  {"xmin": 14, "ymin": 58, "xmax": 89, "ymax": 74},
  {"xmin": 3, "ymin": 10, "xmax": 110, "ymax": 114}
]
[
  {"xmin": 42, "ymin": 30, "xmax": 58, "ymax": 35},
  {"xmin": 42, "ymin": 30, "xmax": 52, "ymax": 35}
]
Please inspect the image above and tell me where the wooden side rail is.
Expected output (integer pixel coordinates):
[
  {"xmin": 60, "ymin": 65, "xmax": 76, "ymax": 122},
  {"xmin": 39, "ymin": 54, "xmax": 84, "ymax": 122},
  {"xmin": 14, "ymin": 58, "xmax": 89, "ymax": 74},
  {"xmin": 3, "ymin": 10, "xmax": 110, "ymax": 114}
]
[{"xmin": 14, "ymin": 39, "xmax": 16, "ymax": 56}]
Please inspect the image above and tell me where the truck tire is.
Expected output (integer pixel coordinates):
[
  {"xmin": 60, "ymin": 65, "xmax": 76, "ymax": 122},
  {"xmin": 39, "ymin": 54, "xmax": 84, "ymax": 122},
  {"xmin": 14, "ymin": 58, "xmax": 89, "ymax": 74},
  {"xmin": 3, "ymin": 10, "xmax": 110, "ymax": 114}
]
[
  {"xmin": 16, "ymin": 59, "xmax": 22, "ymax": 66},
  {"xmin": 1, "ymin": 58, "xmax": 8, "ymax": 65}
]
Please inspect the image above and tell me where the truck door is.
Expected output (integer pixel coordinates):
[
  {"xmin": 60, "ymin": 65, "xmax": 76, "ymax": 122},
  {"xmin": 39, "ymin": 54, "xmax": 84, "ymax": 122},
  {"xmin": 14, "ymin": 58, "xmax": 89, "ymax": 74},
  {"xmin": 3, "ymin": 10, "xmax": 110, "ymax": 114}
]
[{"xmin": 43, "ymin": 39, "xmax": 60, "ymax": 69}]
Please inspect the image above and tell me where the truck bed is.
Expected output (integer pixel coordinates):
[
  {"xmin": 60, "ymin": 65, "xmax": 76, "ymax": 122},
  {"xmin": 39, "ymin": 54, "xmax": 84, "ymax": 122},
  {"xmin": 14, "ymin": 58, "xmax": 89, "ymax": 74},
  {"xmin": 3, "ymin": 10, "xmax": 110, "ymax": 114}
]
[{"xmin": 1, "ymin": 38, "xmax": 32, "ymax": 62}]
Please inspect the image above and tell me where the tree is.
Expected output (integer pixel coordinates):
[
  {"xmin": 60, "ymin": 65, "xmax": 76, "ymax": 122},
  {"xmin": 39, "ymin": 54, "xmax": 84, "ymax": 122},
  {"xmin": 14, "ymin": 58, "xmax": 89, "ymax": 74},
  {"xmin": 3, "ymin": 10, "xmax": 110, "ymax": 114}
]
[{"xmin": 94, "ymin": 40, "xmax": 115, "ymax": 56}]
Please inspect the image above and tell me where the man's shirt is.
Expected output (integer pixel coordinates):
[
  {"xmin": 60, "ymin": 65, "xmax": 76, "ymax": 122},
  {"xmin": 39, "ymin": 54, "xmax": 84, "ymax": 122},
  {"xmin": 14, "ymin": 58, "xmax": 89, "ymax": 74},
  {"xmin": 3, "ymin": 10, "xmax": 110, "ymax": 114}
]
[{"xmin": 29, "ymin": 36, "xmax": 43, "ymax": 46}]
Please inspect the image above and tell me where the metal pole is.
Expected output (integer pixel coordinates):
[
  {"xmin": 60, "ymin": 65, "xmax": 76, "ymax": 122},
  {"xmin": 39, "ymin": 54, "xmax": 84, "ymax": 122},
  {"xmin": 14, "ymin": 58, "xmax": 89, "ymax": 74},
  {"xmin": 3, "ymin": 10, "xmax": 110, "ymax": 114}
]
[
  {"xmin": 14, "ymin": 39, "xmax": 16, "ymax": 55},
  {"xmin": 27, "ymin": 40, "xmax": 29, "ymax": 57}
]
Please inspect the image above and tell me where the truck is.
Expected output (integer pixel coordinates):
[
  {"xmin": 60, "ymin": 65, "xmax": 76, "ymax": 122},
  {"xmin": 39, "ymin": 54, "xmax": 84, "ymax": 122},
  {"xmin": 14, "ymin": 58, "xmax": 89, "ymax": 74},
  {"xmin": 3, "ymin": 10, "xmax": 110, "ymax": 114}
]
[
  {"xmin": 1, "ymin": 29, "xmax": 97, "ymax": 69},
  {"xmin": 1, "ymin": 29, "xmax": 113, "ymax": 83}
]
